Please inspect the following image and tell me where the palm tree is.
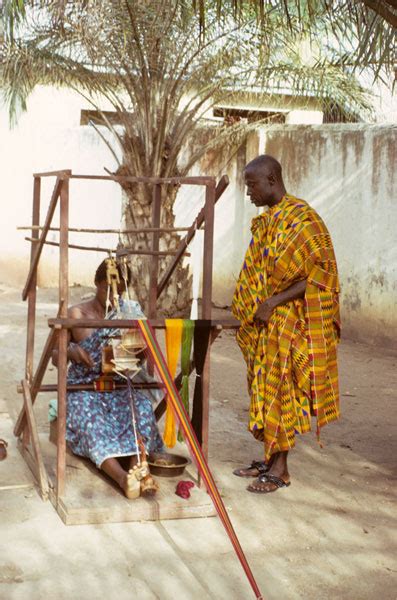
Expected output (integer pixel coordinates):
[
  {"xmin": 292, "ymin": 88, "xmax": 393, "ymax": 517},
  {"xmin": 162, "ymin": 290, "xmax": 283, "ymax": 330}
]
[{"xmin": 0, "ymin": 1, "xmax": 394, "ymax": 312}]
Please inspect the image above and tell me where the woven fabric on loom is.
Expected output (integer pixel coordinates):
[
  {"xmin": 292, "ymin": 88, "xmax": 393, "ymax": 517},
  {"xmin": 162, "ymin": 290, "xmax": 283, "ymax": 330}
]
[
  {"xmin": 178, "ymin": 320, "xmax": 194, "ymax": 441},
  {"xmin": 232, "ymin": 195, "xmax": 341, "ymax": 460}
]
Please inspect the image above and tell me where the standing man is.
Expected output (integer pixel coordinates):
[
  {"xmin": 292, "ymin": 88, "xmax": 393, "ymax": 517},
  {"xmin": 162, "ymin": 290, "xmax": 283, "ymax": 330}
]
[{"xmin": 232, "ymin": 155, "xmax": 341, "ymax": 493}]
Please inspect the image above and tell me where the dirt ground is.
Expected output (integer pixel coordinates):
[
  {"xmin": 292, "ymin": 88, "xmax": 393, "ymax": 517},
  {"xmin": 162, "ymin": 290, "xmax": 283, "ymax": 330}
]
[{"xmin": 0, "ymin": 285, "xmax": 396, "ymax": 600}]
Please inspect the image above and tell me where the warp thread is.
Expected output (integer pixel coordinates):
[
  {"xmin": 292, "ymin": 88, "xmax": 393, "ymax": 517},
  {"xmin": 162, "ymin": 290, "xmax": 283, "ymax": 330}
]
[{"xmin": 191, "ymin": 321, "xmax": 212, "ymax": 445}]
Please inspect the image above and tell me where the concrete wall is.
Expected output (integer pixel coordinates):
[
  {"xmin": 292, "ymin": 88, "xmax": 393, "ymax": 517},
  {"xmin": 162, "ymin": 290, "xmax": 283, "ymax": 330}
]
[{"xmin": 261, "ymin": 124, "xmax": 397, "ymax": 348}]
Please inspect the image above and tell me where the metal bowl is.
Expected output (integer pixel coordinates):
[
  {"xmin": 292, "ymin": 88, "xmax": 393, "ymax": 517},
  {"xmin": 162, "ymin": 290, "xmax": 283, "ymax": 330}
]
[{"xmin": 148, "ymin": 452, "xmax": 191, "ymax": 478}]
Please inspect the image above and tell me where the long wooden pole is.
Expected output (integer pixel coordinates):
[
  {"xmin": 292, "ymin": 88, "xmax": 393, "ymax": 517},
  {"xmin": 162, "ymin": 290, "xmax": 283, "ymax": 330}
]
[
  {"xmin": 19, "ymin": 226, "xmax": 190, "ymax": 234},
  {"xmin": 56, "ymin": 179, "xmax": 69, "ymax": 501},
  {"xmin": 25, "ymin": 237, "xmax": 189, "ymax": 257},
  {"xmin": 25, "ymin": 177, "xmax": 41, "ymax": 382},
  {"xmin": 23, "ymin": 177, "xmax": 41, "ymax": 447}
]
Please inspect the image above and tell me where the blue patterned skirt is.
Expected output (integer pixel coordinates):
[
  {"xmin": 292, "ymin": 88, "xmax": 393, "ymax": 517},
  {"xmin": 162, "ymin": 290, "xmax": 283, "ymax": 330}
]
[{"xmin": 66, "ymin": 326, "xmax": 163, "ymax": 468}]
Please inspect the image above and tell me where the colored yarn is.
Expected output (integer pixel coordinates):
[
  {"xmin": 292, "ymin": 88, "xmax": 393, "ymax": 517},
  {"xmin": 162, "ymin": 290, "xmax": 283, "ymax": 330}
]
[{"xmin": 163, "ymin": 319, "xmax": 183, "ymax": 447}]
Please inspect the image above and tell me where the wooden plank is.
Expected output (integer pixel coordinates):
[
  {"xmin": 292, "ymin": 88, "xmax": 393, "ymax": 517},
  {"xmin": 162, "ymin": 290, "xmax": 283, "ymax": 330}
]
[
  {"xmin": 148, "ymin": 184, "xmax": 162, "ymax": 318},
  {"xmin": 21, "ymin": 380, "xmax": 49, "ymax": 500},
  {"xmin": 56, "ymin": 177, "xmax": 69, "ymax": 501},
  {"xmin": 37, "ymin": 435, "xmax": 216, "ymax": 525},
  {"xmin": 14, "ymin": 328, "xmax": 57, "ymax": 437},
  {"xmin": 201, "ymin": 182, "xmax": 216, "ymax": 319},
  {"xmin": 157, "ymin": 175, "xmax": 229, "ymax": 298},
  {"xmin": 47, "ymin": 317, "xmax": 240, "ymax": 329},
  {"xmin": 22, "ymin": 175, "xmax": 69, "ymax": 300}
]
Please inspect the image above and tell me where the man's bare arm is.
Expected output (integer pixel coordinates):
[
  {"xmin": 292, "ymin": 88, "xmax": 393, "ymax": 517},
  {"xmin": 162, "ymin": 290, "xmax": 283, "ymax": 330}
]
[{"xmin": 254, "ymin": 279, "xmax": 306, "ymax": 324}]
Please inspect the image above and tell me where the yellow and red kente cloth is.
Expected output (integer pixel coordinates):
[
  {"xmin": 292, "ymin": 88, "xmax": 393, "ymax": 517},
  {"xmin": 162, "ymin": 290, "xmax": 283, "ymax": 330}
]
[{"xmin": 232, "ymin": 195, "xmax": 341, "ymax": 460}]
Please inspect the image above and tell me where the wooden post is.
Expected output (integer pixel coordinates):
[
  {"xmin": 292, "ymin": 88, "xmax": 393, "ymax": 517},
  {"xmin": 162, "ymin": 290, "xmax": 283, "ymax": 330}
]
[
  {"xmin": 199, "ymin": 183, "xmax": 215, "ymax": 465},
  {"xmin": 56, "ymin": 178, "xmax": 69, "ymax": 501},
  {"xmin": 201, "ymin": 182, "xmax": 216, "ymax": 319},
  {"xmin": 148, "ymin": 184, "xmax": 162, "ymax": 318}
]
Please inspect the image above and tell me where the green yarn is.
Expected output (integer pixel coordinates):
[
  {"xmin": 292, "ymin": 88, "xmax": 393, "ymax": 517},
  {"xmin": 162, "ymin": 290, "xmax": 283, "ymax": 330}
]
[{"xmin": 178, "ymin": 319, "xmax": 195, "ymax": 442}]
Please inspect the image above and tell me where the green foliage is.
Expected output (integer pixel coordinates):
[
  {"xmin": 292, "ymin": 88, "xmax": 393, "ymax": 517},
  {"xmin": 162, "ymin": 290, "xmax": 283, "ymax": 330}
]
[{"xmin": 0, "ymin": 0, "xmax": 383, "ymax": 175}]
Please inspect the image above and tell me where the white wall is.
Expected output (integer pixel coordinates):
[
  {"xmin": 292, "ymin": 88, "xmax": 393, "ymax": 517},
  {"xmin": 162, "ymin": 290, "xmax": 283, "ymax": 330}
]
[{"xmin": 0, "ymin": 86, "xmax": 122, "ymax": 288}]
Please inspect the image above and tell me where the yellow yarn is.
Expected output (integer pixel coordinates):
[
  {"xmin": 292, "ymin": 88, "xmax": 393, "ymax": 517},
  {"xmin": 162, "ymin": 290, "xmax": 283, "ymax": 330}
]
[{"xmin": 163, "ymin": 319, "xmax": 183, "ymax": 447}]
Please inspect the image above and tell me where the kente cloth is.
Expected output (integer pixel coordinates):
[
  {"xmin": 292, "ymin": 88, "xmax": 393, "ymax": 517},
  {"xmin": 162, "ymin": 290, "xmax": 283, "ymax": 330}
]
[
  {"xmin": 163, "ymin": 319, "xmax": 183, "ymax": 448},
  {"xmin": 232, "ymin": 194, "xmax": 341, "ymax": 460},
  {"xmin": 66, "ymin": 324, "xmax": 163, "ymax": 468}
]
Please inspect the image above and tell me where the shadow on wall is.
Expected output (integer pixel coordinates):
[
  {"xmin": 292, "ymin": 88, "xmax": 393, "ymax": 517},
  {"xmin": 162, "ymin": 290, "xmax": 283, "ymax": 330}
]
[{"xmin": 212, "ymin": 124, "xmax": 397, "ymax": 350}]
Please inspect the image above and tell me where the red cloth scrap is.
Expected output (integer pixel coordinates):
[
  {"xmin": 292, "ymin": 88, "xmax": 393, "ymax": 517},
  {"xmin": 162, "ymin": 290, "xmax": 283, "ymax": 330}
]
[{"xmin": 175, "ymin": 480, "xmax": 195, "ymax": 499}]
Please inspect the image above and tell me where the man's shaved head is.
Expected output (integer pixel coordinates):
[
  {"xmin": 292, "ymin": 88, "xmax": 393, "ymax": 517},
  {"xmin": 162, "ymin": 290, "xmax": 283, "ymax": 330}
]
[
  {"xmin": 245, "ymin": 155, "xmax": 283, "ymax": 181},
  {"xmin": 244, "ymin": 154, "xmax": 286, "ymax": 208}
]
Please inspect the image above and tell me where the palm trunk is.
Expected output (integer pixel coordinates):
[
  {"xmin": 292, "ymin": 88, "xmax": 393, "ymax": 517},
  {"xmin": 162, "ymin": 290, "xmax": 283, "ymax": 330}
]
[{"xmin": 121, "ymin": 185, "xmax": 192, "ymax": 316}]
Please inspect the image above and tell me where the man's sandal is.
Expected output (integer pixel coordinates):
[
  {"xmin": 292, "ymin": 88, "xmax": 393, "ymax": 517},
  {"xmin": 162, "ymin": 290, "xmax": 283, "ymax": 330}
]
[
  {"xmin": 0, "ymin": 439, "xmax": 8, "ymax": 461},
  {"xmin": 233, "ymin": 460, "xmax": 269, "ymax": 478},
  {"xmin": 247, "ymin": 473, "xmax": 291, "ymax": 494}
]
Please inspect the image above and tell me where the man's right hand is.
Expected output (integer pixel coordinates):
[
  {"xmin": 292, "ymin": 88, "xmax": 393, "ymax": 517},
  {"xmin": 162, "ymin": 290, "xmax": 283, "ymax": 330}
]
[{"xmin": 68, "ymin": 344, "xmax": 94, "ymax": 368}]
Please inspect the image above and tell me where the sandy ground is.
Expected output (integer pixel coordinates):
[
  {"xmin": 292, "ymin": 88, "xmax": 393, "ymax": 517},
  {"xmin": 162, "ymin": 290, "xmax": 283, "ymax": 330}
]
[{"xmin": 0, "ymin": 285, "xmax": 396, "ymax": 600}]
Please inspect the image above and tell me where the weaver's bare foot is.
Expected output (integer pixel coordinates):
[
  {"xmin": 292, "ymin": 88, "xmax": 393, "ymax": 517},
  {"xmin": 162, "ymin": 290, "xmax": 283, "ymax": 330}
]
[{"xmin": 123, "ymin": 469, "xmax": 140, "ymax": 499}]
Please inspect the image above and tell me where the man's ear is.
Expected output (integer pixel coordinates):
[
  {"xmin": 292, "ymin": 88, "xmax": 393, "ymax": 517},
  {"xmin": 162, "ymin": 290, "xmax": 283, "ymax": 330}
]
[{"xmin": 267, "ymin": 173, "xmax": 276, "ymax": 186}]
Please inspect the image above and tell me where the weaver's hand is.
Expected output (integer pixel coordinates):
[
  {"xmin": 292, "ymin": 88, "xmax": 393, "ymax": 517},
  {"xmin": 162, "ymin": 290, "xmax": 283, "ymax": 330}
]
[
  {"xmin": 253, "ymin": 297, "xmax": 277, "ymax": 325},
  {"xmin": 68, "ymin": 344, "xmax": 94, "ymax": 368}
]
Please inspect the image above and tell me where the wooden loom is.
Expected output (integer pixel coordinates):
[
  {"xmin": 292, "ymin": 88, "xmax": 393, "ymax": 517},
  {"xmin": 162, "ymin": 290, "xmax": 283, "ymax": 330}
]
[{"xmin": 14, "ymin": 169, "xmax": 240, "ymax": 524}]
